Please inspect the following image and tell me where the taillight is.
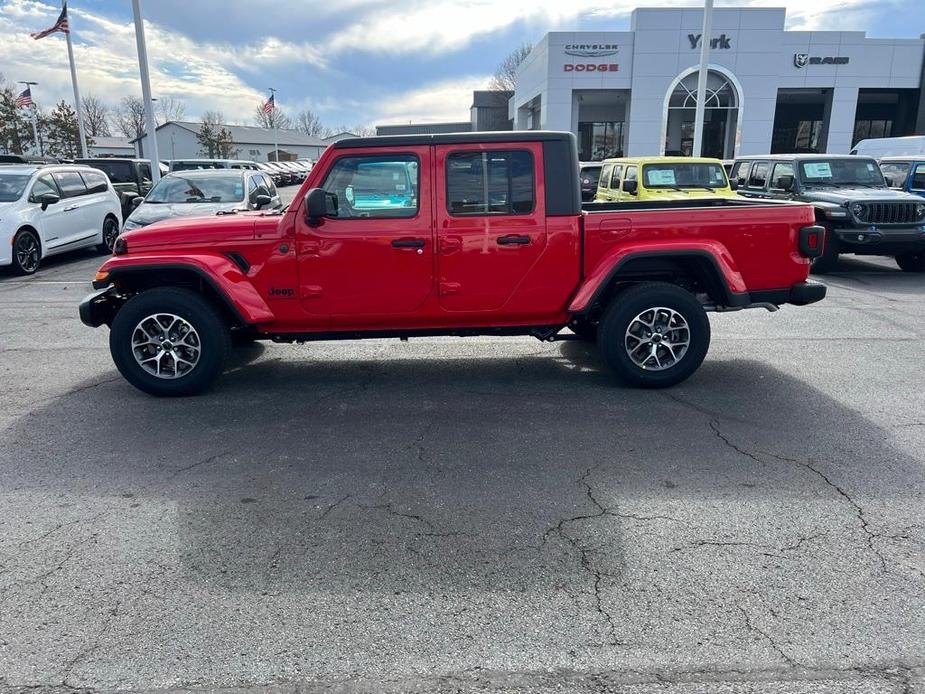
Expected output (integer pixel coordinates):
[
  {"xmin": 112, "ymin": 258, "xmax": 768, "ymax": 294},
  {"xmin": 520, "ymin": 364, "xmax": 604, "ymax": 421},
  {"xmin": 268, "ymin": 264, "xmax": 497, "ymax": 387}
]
[{"xmin": 798, "ymin": 225, "xmax": 824, "ymax": 259}]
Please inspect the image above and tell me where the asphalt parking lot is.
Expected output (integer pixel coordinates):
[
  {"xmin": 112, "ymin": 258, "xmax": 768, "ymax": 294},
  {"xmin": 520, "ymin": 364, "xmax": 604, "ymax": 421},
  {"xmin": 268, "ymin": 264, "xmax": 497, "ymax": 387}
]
[{"xmin": 0, "ymin": 201, "xmax": 923, "ymax": 691}]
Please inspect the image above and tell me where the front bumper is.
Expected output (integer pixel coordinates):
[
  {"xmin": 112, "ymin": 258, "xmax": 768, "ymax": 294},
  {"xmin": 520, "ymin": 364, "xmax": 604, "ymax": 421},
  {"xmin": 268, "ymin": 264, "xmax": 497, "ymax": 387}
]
[
  {"xmin": 833, "ymin": 226, "xmax": 925, "ymax": 248},
  {"xmin": 79, "ymin": 286, "xmax": 119, "ymax": 327}
]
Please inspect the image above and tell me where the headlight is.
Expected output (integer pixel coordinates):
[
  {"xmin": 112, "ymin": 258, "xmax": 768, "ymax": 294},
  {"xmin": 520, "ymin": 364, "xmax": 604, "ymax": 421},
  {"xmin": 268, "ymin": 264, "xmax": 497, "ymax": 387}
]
[
  {"xmin": 850, "ymin": 202, "xmax": 865, "ymax": 218},
  {"xmin": 122, "ymin": 219, "xmax": 141, "ymax": 231},
  {"xmin": 916, "ymin": 203, "xmax": 925, "ymax": 219}
]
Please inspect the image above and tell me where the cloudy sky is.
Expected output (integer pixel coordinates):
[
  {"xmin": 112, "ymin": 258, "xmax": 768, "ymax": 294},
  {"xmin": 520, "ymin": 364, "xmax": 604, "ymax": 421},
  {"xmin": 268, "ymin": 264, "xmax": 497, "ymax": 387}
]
[{"xmin": 1, "ymin": 0, "xmax": 923, "ymax": 131}]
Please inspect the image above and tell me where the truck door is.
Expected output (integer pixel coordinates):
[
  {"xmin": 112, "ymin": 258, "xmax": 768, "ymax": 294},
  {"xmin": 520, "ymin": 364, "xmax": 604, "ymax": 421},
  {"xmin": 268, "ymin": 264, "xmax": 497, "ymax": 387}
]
[
  {"xmin": 296, "ymin": 146, "xmax": 434, "ymax": 317},
  {"xmin": 434, "ymin": 143, "xmax": 546, "ymax": 312}
]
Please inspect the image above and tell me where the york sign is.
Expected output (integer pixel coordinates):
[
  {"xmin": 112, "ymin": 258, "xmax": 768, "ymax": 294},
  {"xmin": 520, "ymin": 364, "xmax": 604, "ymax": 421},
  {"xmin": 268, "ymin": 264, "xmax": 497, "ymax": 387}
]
[{"xmin": 688, "ymin": 33, "xmax": 732, "ymax": 49}]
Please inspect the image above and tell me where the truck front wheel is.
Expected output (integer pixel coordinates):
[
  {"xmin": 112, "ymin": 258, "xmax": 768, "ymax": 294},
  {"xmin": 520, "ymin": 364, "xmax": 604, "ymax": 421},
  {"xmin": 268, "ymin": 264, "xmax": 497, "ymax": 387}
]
[
  {"xmin": 109, "ymin": 287, "xmax": 230, "ymax": 396},
  {"xmin": 598, "ymin": 283, "xmax": 710, "ymax": 389}
]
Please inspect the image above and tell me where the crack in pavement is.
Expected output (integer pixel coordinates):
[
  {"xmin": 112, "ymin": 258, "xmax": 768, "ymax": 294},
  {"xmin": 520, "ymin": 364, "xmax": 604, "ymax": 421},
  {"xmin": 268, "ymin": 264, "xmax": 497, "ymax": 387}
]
[
  {"xmin": 543, "ymin": 468, "xmax": 625, "ymax": 648},
  {"xmin": 736, "ymin": 605, "xmax": 799, "ymax": 666}
]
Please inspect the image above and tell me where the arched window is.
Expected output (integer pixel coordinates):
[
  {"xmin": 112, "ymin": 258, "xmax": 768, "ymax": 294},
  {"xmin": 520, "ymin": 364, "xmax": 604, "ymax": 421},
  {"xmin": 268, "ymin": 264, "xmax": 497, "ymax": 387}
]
[{"xmin": 668, "ymin": 71, "xmax": 738, "ymax": 110}]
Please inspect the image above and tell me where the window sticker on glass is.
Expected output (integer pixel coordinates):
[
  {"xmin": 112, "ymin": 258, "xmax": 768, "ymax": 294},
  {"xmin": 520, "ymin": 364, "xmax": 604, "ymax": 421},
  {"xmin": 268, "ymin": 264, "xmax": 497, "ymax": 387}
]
[
  {"xmin": 866, "ymin": 163, "xmax": 876, "ymax": 172},
  {"xmin": 646, "ymin": 169, "xmax": 676, "ymax": 186},
  {"xmin": 804, "ymin": 162, "xmax": 833, "ymax": 178}
]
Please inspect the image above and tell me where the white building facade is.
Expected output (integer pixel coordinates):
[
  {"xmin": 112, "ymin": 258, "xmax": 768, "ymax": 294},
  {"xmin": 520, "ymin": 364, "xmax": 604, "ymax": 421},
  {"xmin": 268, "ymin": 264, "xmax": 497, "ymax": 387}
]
[{"xmin": 511, "ymin": 7, "xmax": 925, "ymax": 160}]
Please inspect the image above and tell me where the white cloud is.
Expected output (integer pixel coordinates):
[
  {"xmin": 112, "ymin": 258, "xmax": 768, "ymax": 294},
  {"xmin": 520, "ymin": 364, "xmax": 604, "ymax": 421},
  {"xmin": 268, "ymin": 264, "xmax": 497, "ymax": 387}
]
[
  {"xmin": 373, "ymin": 75, "xmax": 490, "ymax": 125},
  {"xmin": 323, "ymin": 0, "xmax": 880, "ymax": 55},
  {"xmin": 0, "ymin": 0, "xmax": 324, "ymax": 124}
]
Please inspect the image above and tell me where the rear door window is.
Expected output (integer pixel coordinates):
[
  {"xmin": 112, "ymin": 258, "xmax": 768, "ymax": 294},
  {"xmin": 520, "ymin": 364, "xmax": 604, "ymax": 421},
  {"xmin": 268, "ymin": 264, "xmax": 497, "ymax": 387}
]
[
  {"xmin": 730, "ymin": 161, "xmax": 750, "ymax": 185},
  {"xmin": 80, "ymin": 170, "xmax": 110, "ymax": 194},
  {"xmin": 747, "ymin": 161, "xmax": 770, "ymax": 190},
  {"xmin": 610, "ymin": 165, "xmax": 623, "ymax": 189},
  {"xmin": 599, "ymin": 164, "xmax": 613, "ymax": 190},
  {"xmin": 53, "ymin": 171, "xmax": 89, "ymax": 198},
  {"xmin": 623, "ymin": 166, "xmax": 637, "ymax": 190},
  {"xmin": 446, "ymin": 150, "xmax": 534, "ymax": 215}
]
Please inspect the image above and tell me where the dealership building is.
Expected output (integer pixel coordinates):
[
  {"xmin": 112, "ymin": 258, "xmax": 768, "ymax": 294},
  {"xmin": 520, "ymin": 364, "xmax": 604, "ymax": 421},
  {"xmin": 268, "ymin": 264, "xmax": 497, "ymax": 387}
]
[{"xmin": 509, "ymin": 7, "xmax": 925, "ymax": 160}]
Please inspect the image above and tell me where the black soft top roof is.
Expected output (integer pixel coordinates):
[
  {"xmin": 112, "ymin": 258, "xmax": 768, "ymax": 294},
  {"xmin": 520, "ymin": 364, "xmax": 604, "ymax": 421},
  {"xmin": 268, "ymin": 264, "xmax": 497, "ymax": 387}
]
[{"xmin": 333, "ymin": 131, "xmax": 574, "ymax": 149}]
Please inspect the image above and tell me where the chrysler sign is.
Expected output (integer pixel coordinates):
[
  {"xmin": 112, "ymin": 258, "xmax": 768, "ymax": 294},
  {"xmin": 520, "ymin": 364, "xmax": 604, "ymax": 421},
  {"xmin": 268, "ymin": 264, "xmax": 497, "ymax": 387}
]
[{"xmin": 564, "ymin": 44, "xmax": 619, "ymax": 57}]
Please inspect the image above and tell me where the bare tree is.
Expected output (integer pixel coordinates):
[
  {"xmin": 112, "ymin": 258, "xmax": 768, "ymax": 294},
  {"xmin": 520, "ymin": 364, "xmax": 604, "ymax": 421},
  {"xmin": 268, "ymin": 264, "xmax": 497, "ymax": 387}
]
[
  {"xmin": 113, "ymin": 96, "xmax": 146, "ymax": 140},
  {"xmin": 81, "ymin": 94, "xmax": 111, "ymax": 137},
  {"xmin": 488, "ymin": 43, "xmax": 532, "ymax": 92},
  {"xmin": 154, "ymin": 96, "xmax": 185, "ymax": 125},
  {"xmin": 254, "ymin": 102, "xmax": 291, "ymax": 130},
  {"xmin": 350, "ymin": 124, "xmax": 376, "ymax": 137},
  {"xmin": 295, "ymin": 109, "xmax": 324, "ymax": 137}
]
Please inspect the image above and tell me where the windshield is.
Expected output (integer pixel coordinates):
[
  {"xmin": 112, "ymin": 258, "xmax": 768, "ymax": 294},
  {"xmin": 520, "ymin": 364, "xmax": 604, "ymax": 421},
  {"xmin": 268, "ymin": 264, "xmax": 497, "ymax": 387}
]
[
  {"xmin": 642, "ymin": 162, "xmax": 728, "ymax": 189},
  {"xmin": 879, "ymin": 162, "xmax": 910, "ymax": 187},
  {"xmin": 145, "ymin": 175, "xmax": 245, "ymax": 203},
  {"xmin": 800, "ymin": 159, "xmax": 885, "ymax": 187},
  {"xmin": 0, "ymin": 173, "xmax": 32, "ymax": 202}
]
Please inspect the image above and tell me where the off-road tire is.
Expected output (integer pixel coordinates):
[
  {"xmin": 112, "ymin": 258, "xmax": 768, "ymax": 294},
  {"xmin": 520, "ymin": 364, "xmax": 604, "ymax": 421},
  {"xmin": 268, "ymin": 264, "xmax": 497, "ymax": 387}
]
[
  {"xmin": 109, "ymin": 287, "xmax": 230, "ymax": 396},
  {"xmin": 598, "ymin": 282, "xmax": 710, "ymax": 389}
]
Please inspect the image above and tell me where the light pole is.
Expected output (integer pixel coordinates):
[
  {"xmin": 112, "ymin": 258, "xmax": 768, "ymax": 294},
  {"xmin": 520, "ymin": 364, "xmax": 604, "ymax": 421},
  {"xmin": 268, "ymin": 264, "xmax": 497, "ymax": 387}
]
[
  {"xmin": 692, "ymin": 0, "xmax": 714, "ymax": 157},
  {"xmin": 18, "ymin": 81, "xmax": 41, "ymax": 156},
  {"xmin": 131, "ymin": 0, "xmax": 160, "ymax": 183}
]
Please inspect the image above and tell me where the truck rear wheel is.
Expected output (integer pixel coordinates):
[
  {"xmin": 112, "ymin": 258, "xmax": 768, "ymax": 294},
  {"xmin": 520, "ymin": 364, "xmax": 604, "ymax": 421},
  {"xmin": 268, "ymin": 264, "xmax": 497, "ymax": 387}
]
[
  {"xmin": 109, "ymin": 287, "xmax": 230, "ymax": 396},
  {"xmin": 598, "ymin": 282, "xmax": 710, "ymax": 389},
  {"xmin": 895, "ymin": 251, "xmax": 925, "ymax": 273}
]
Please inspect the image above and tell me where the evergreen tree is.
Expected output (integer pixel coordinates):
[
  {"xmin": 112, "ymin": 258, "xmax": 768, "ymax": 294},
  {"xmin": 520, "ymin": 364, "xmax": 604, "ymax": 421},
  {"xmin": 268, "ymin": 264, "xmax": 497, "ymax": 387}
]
[
  {"xmin": 42, "ymin": 101, "xmax": 92, "ymax": 158},
  {"xmin": 0, "ymin": 82, "xmax": 35, "ymax": 155}
]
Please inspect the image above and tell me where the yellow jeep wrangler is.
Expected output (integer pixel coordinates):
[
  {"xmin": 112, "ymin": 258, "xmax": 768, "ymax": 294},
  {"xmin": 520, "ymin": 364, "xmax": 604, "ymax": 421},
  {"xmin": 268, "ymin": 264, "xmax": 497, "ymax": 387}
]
[{"xmin": 594, "ymin": 157, "xmax": 736, "ymax": 202}]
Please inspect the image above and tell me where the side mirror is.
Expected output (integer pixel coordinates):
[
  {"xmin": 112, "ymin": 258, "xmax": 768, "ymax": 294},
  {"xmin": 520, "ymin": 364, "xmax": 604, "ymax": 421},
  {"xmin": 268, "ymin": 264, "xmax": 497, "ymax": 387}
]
[
  {"xmin": 776, "ymin": 175, "xmax": 794, "ymax": 192},
  {"xmin": 304, "ymin": 187, "xmax": 337, "ymax": 225},
  {"xmin": 131, "ymin": 196, "xmax": 144, "ymax": 208},
  {"xmin": 729, "ymin": 179, "xmax": 739, "ymax": 190},
  {"xmin": 622, "ymin": 179, "xmax": 638, "ymax": 195},
  {"xmin": 39, "ymin": 192, "xmax": 60, "ymax": 210},
  {"xmin": 254, "ymin": 193, "xmax": 272, "ymax": 209}
]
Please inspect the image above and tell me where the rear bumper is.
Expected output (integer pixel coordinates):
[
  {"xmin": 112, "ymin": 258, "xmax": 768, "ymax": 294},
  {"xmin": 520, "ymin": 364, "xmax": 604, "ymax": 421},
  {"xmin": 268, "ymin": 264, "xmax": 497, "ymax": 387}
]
[
  {"xmin": 79, "ymin": 287, "xmax": 119, "ymax": 328},
  {"xmin": 748, "ymin": 280, "xmax": 827, "ymax": 307}
]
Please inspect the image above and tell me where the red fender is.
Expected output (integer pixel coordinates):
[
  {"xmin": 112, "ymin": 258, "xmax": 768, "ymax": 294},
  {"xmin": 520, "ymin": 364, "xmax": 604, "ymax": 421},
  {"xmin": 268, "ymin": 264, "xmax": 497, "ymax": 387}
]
[
  {"xmin": 568, "ymin": 239, "xmax": 747, "ymax": 313},
  {"xmin": 97, "ymin": 253, "xmax": 276, "ymax": 324}
]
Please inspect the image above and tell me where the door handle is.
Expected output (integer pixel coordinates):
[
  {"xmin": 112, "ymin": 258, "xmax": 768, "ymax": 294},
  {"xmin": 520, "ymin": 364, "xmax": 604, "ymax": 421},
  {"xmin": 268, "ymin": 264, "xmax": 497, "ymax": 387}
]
[
  {"xmin": 391, "ymin": 238, "xmax": 425, "ymax": 248},
  {"xmin": 63, "ymin": 205, "xmax": 79, "ymax": 212},
  {"xmin": 497, "ymin": 234, "xmax": 530, "ymax": 246}
]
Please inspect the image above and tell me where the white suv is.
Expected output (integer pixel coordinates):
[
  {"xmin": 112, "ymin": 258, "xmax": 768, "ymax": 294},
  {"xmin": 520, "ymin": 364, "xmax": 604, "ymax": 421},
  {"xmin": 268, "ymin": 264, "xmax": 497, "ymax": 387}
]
[{"xmin": 0, "ymin": 164, "xmax": 122, "ymax": 275}]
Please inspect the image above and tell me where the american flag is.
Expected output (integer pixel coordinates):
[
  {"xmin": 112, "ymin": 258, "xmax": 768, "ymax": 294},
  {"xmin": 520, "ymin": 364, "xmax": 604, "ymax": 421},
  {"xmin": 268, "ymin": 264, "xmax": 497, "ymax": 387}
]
[
  {"xmin": 15, "ymin": 87, "xmax": 34, "ymax": 108},
  {"xmin": 262, "ymin": 93, "xmax": 275, "ymax": 114},
  {"xmin": 30, "ymin": 2, "xmax": 69, "ymax": 40}
]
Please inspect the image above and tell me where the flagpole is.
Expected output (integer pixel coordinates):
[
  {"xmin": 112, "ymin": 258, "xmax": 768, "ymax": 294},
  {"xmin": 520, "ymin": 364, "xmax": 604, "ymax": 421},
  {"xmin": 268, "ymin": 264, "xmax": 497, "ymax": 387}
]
[
  {"xmin": 18, "ymin": 81, "xmax": 41, "ymax": 156},
  {"xmin": 63, "ymin": 2, "xmax": 88, "ymax": 159},
  {"xmin": 131, "ymin": 0, "xmax": 160, "ymax": 183},
  {"xmin": 269, "ymin": 88, "xmax": 278, "ymax": 161}
]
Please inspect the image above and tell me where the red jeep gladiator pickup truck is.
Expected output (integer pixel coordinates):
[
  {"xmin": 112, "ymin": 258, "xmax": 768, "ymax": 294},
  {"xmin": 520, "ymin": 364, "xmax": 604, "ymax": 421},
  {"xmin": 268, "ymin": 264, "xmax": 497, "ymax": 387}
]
[{"xmin": 80, "ymin": 132, "xmax": 826, "ymax": 396}]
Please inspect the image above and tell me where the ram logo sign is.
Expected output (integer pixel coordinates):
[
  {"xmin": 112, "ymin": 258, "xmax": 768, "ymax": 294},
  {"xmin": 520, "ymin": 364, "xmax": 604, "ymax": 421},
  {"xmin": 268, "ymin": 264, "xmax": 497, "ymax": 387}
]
[{"xmin": 794, "ymin": 53, "xmax": 850, "ymax": 68}]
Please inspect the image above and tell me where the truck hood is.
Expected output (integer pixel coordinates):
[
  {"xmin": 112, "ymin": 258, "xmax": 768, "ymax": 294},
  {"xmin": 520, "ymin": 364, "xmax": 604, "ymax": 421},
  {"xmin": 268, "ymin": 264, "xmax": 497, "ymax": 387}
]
[
  {"xmin": 801, "ymin": 187, "xmax": 923, "ymax": 205},
  {"xmin": 125, "ymin": 201, "xmax": 244, "ymax": 228},
  {"xmin": 119, "ymin": 211, "xmax": 281, "ymax": 251}
]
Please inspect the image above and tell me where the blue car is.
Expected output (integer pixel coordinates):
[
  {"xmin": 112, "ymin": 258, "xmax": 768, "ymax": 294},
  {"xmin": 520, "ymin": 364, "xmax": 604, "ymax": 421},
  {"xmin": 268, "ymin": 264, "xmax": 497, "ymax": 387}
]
[{"xmin": 880, "ymin": 157, "xmax": 925, "ymax": 198}]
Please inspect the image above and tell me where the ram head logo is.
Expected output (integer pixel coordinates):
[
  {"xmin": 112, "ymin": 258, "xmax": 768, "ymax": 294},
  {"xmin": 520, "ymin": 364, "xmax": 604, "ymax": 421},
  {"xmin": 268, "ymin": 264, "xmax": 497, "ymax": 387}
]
[{"xmin": 794, "ymin": 53, "xmax": 809, "ymax": 68}]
